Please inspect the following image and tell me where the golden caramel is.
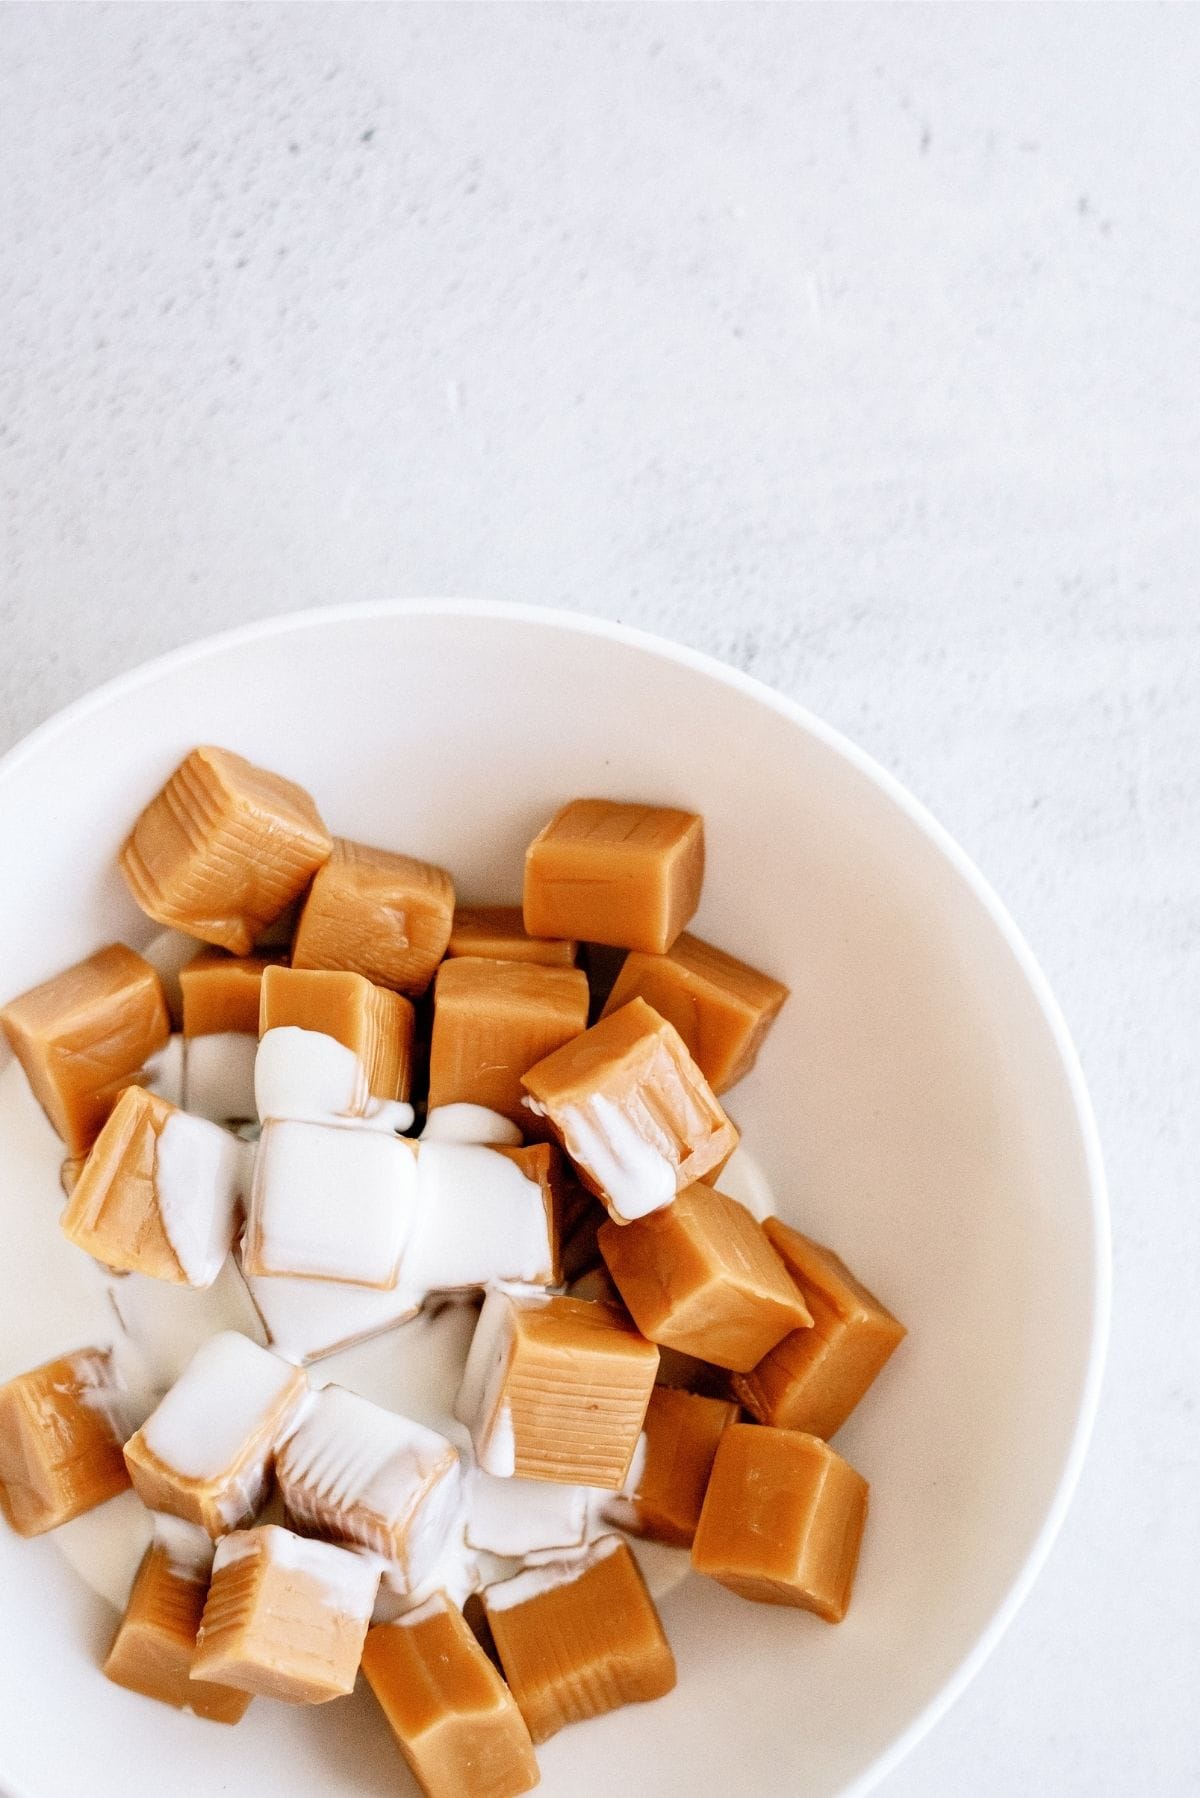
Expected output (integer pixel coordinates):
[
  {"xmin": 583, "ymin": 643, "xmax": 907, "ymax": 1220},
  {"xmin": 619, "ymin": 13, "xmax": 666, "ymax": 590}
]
[
  {"xmin": 691, "ymin": 1425, "xmax": 868, "ymax": 1622},
  {"xmin": 362, "ymin": 1597, "xmax": 540, "ymax": 1798},
  {"xmin": 427, "ymin": 958, "xmax": 588, "ymax": 1123},
  {"xmin": 61, "ymin": 1086, "xmax": 183, "ymax": 1282},
  {"xmin": 602, "ymin": 932, "xmax": 788, "ymax": 1093},
  {"xmin": 104, "ymin": 1543, "xmax": 252, "ymax": 1723},
  {"xmin": 599, "ymin": 1182, "xmax": 811, "ymax": 1371},
  {"xmin": 259, "ymin": 963, "xmax": 415, "ymax": 1102},
  {"xmin": 523, "ymin": 799, "xmax": 704, "ymax": 954},
  {"xmin": 731, "ymin": 1218, "xmax": 906, "ymax": 1438},
  {"xmin": 449, "ymin": 903, "xmax": 577, "ymax": 968},
  {"xmin": 522, "ymin": 998, "xmax": 739, "ymax": 1223},
  {"xmin": 459, "ymin": 1292, "xmax": 658, "ymax": 1489},
  {"xmin": 1, "ymin": 944, "xmax": 170, "ymax": 1155},
  {"xmin": 179, "ymin": 949, "xmax": 280, "ymax": 1037},
  {"xmin": 0, "ymin": 1348, "xmax": 130, "ymax": 1536},
  {"xmin": 192, "ymin": 1525, "xmax": 379, "ymax": 1704},
  {"xmin": 613, "ymin": 1386, "xmax": 739, "ymax": 1549},
  {"xmin": 484, "ymin": 1538, "xmax": 676, "ymax": 1744},
  {"xmin": 292, "ymin": 837, "xmax": 454, "ymax": 995},
  {"xmin": 120, "ymin": 746, "xmax": 332, "ymax": 955},
  {"xmin": 488, "ymin": 1141, "xmax": 568, "ymax": 1284}
]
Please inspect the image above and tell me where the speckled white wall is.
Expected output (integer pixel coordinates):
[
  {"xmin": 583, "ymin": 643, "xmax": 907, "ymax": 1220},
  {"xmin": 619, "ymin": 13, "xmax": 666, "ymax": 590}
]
[{"xmin": 2, "ymin": 4, "xmax": 1198, "ymax": 1793}]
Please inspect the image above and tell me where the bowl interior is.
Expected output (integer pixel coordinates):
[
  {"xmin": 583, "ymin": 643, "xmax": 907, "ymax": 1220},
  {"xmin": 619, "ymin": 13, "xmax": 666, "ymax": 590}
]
[{"xmin": 0, "ymin": 604, "xmax": 1105, "ymax": 1798}]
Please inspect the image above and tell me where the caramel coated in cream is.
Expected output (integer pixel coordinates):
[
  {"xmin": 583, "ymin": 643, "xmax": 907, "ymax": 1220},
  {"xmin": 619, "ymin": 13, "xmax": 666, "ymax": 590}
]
[
  {"xmin": 292, "ymin": 837, "xmax": 454, "ymax": 996},
  {"xmin": 523, "ymin": 799, "xmax": 703, "ymax": 954},
  {"xmin": 429, "ymin": 958, "xmax": 589, "ymax": 1123},
  {"xmin": 259, "ymin": 963, "xmax": 415, "ymax": 1103},
  {"xmin": 120, "ymin": 746, "xmax": 332, "ymax": 955},
  {"xmin": 691, "ymin": 1424, "xmax": 868, "ymax": 1622},
  {"xmin": 0, "ymin": 1348, "xmax": 130, "ymax": 1536},
  {"xmin": 1, "ymin": 944, "xmax": 169, "ymax": 1155}
]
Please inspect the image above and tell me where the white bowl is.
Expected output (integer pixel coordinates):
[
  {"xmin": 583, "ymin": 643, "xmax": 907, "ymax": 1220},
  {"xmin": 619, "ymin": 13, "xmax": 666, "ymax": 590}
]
[{"xmin": 0, "ymin": 601, "xmax": 1108, "ymax": 1798}]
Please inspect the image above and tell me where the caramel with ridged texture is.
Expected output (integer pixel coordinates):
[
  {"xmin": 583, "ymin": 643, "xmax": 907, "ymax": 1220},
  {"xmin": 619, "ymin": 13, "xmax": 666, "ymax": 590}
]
[
  {"xmin": 599, "ymin": 1182, "xmax": 811, "ymax": 1371},
  {"xmin": 602, "ymin": 932, "xmax": 788, "ymax": 1093},
  {"xmin": 1, "ymin": 944, "xmax": 169, "ymax": 1155},
  {"xmin": 362, "ymin": 1596, "xmax": 540, "ymax": 1798},
  {"xmin": 0, "ymin": 1348, "xmax": 130, "ymax": 1536},
  {"xmin": 523, "ymin": 799, "xmax": 704, "ymax": 954},
  {"xmin": 521, "ymin": 999, "xmax": 738, "ymax": 1223},
  {"xmin": 104, "ymin": 1544, "xmax": 251, "ymax": 1723},
  {"xmin": 731, "ymin": 1218, "xmax": 906, "ymax": 1438},
  {"xmin": 615, "ymin": 1387, "xmax": 739, "ymax": 1548},
  {"xmin": 428, "ymin": 958, "xmax": 589, "ymax": 1123},
  {"xmin": 449, "ymin": 904, "xmax": 576, "ymax": 968},
  {"xmin": 259, "ymin": 963, "xmax": 415, "ymax": 1101},
  {"xmin": 484, "ymin": 1538, "xmax": 675, "ymax": 1744},
  {"xmin": 180, "ymin": 949, "xmax": 281, "ymax": 1037},
  {"xmin": 61, "ymin": 1086, "xmax": 183, "ymax": 1282},
  {"xmin": 192, "ymin": 1525, "xmax": 379, "ymax": 1703},
  {"xmin": 691, "ymin": 1425, "xmax": 868, "ymax": 1621},
  {"xmin": 120, "ymin": 746, "xmax": 332, "ymax": 955},
  {"xmin": 292, "ymin": 837, "xmax": 454, "ymax": 995}
]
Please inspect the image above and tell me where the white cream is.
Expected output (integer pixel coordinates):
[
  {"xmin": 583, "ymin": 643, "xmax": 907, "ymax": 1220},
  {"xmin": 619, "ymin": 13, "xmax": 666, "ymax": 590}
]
[
  {"xmin": 255, "ymin": 1026, "xmax": 412, "ymax": 1134},
  {"xmin": 244, "ymin": 1263, "xmax": 422, "ymax": 1363},
  {"xmin": 403, "ymin": 1143, "xmax": 555, "ymax": 1293},
  {"xmin": 141, "ymin": 1033, "xmax": 186, "ymax": 1108},
  {"xmin": 590, "ymin": 1429, "xmax": 648, "ymax": 1533},
  {"xmin": 184, "ymin": 1032, "xmax": 259, "ymax": 1125},
  {"xmin": 420, "ymin": 1104, "xmax": 523, "ymax": 1146},
  {"xmin": 530, "ymin": 1092, "xmax": 678, "ymax": 1221},
  {"xmin": 466, "ymin": 1468, "xmax": 589, "ymax": 1557},
  {"xmin": 154, "ymin": 1109, "xmax": 244, "ymax": 1288},
  {"xmin": 454, "ymin": 1288, "xmax": 514, "ymax": 1460},
  {"xmin": 247, "ymin": 1119, "xmax": 417, "ymax": 1287},
  {"xmin": 152, "ymin": 1512, "xmax": 215, "ymax": 1577},
  {"xmin": 483, "ymin": 1534, "xmax": 622, "ymax": 1612},
  {"xmin": 212, "ymin": 1523, "xmax": 380, "ymax": 1618},
  {"xmin": 140, "ymin": 1330, "xmax": 301, "ymax": 1481},
  {"xmin": 104, "ymin": 1254, "xmax": 267, "ymax": 1414}
]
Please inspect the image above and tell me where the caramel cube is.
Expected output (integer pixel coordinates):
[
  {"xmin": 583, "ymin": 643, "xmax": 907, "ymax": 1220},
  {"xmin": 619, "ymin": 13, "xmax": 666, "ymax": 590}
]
[
  {"xmin": 259, "ymin": 963, "xmax": 415, "ymax": 1103},
  {"xmin": 363, "ymin": 1595, "xmax": 540, "ymax": 1798},
  {"xmin": 180, "ymin": 949, "xmax": 278, "ymax": 1036},
  {"xmin": 120, "ymin": 746, "xmax": 332, "ymax": 955},
  {"xmin": 523, "ymin": 799, "xmax": 704, "ymax": 955},
  {"xmin": 449, "ymin": 902, "xmax": 577, "ymax": 968},
  {"xmin": 522, "ymin": 998, "xmax": 738, "ymax": 1223},
  {"xmin": 731, "ymin": 1218, "xmax": 907, "ymax": 1438},
  {"xmin": 276, "ymin": 1386, "xmax": 463, "ymax": 1594},
  {"xmin": 484, "ymin": 1537, "xmax": 675, "ymax": 1743},
  {"xmin": 457, "ymin": 1291, "xmax": 658, "ymax": 1488},
  {"xmin": 691, "ymin": 1425, "xmax": 868, "ymax": 1621},
  {"xmin": 1, "ymin": 944, "xmax": 170, "ymax": 1155},
  {"xmin": 598, "ymin": 1181, "xmax": 811, "ymax": 1371},
  {"xmin": 606, "ymin": 1387, "xmax": 739, "ymax": 1549},
  {"xmin": 428, "ymin": 958, "xmax": 589, "ymax": 1124},
  {"xmin": 62, "ymin": 1085, "xmax": 245, "ymax": 1288},
  {"xmin": 123, "ymin": 1331, "xmax": 307, "ymax": 1535},
  {"xmin": 192, "ymin": 1524, "xmax": 379, "ymax": 1703},
  {"xmin": 403, "ymin": 1143, "xmax": 560, "ymax": 1293},
  {"xmin": 602, "ymin": 933, "xmax": 788, "ymax": 1094},
  {"xmin": 0, "ymin": 1348, "xmax": 130, "ymax": 1536},
  {"xmin": 244, "ymin": 1119, "xmax": 418, "ymax": 1288},
  {"xmin": 104, "ymin": 1536, "xmax": 251, "ymax": 1723},
  {"xmin": 292, "ymin": 837, "xmax": 455, "ymax": 996}
]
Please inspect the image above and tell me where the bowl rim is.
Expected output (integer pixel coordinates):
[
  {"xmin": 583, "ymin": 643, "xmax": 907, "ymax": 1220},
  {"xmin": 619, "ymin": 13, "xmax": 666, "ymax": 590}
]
[{"xmin": 0, "ymin": 597, "xmax": 1110, "ymax": 1795}]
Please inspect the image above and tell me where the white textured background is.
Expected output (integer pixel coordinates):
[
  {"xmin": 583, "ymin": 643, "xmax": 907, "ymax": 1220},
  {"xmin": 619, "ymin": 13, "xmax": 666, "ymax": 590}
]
[{"xmin": 2, "ymin": 5, "xmax": 1198, "ymax": 1793}]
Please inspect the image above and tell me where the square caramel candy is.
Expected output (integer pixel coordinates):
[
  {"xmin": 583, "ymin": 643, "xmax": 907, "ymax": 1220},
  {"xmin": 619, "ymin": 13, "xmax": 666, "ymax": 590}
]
[
  {"xmin": 104, "ymin": 1529, "xmax": 251, "ymax": 1723},
  {"xmin": 179, "ymin": 949, "xmax": 279, "ymax": 1123},
  {"xmin": 243, "ymin": 1119, "xmax": 418, "ymax": 1288},
  {"xmin": 428, "ymin": 957, "xmax": 589, "ymax": 1124},
  {"xmin": 523, "ymin": 798, "xmax": 704, "ymax": 954},
  {"xmin": 192, "ymin": 1524, "xmax": 379, "ymax": 1703},
  {"xmin": 123, "ymin": 1331, "xmax": 307, "ymax": 1535},
  {"xmin": 602, "ymin": 932, "xmax": 789, "ymax": 1094},
  {"xmin": 259, "ymin": 963, "xmax": 415, "ymax": 1105},
  {"xmin": 120, "ymin": 745, "xmax": 333, "ymax": 955},
  {"xmin": 691, "ymin": 1424, "xmax": 868, "ymax": 1622},
  {"xmin": 62, "ymin": 1085, "xmax": 245, "ymax": 1288},
  {"xmin": 456, "ymin": 1290, "xmax": 658, "ymax": 1488},
  {"xmin": 276, "ymin": 1385, "xmax": 463, "ymax": 1594},
  {"xmin": 731, "ymin": 1218, "xmax": 907, "ymax": 1438},
  {"xmin": 449, "ymin": 902, "xmax": 577, "ymax": 968},
  {"xmin": 1, "ymin": 943, "xmax": 170, "ymax": 1155},
  {"xmin": 292, "ymin": 836, "xmax": 455, "ymax": 996},
  {"xmin": 363, "ymin": 1594, "xmax": 540, "ymax": 1798},
  {"xmin": 483, "ymin": 1536, "xmax": 676, "ymax": 1743},
  {"xmin": 0, "ymin": 1347, "xmax": 131, "ymax": 1536},
  {"xmin": 403, "ymin": 1142, "xmax": 560, "ymax": 1293},
  {"xmin": 604, "ymin": 1386, "xmax": 739, "ymax": 1549},
  {"xmin": 521, "ymin": 998, "xmax": 738, "ymax": 1223},
  {"xmin": 598, "ymin": 1181, "xmax": 811, "ymax": 1372}
]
